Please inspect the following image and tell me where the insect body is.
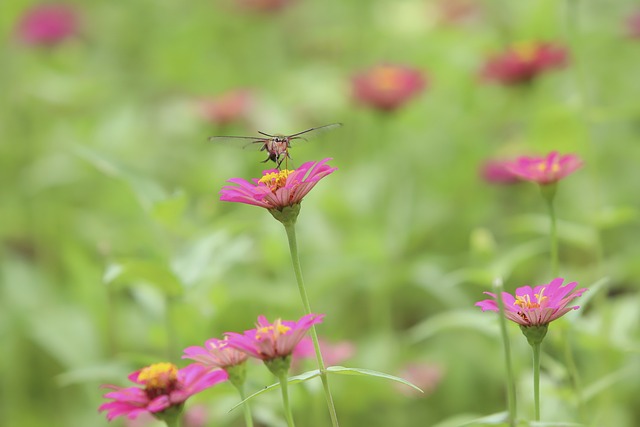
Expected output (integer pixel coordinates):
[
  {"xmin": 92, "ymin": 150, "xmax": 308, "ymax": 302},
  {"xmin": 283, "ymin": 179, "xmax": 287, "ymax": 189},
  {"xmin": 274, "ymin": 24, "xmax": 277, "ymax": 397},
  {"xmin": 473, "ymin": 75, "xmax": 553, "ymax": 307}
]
[{"xmin": 209, "ymin": 123, "xmax": 342, "ymax": 169}]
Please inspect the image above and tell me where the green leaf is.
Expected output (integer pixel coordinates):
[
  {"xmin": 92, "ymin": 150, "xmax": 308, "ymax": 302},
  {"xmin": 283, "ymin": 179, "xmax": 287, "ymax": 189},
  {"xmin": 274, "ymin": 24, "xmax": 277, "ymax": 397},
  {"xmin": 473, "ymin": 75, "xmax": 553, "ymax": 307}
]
[{"xmin": 326, "ymin": 366, "xmax": 423, "ymax": 393}]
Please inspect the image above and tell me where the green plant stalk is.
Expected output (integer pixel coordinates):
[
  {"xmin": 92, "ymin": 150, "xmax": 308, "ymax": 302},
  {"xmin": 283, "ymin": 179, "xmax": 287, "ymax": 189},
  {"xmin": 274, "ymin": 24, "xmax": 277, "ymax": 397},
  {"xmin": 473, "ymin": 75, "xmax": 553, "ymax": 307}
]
[
  {"xmin": 233, "ymin": 384, "xmax": 254, "ymax": 427},
  {"xmin": 532, "ymin": 342, "xmax": 541, "ymax": 422},
  {"xmin": 562, "ymin": 330, "xmax": 585, "ymax": 422},
  {"xmin": 494, "ymin": 279, "xmax": 517, "ymax": 427},
  {"xmin": 278, "ymin": 371, "xmax": 296, "ymax": 427},
  {"xmin": 283, "ymin": 222, "xmax": 340, "ymax": 427}
]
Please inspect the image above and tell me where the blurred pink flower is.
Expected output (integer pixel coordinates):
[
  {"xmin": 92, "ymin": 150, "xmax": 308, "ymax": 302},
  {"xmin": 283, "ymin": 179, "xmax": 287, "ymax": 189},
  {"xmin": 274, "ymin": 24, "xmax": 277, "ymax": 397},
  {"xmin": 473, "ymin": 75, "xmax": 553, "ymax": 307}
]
[
  {"xmin": 626, "ymin": 10, "xmax": 640, "ymax": 38},
  {"xmin": 292, "ymin": 336, "xmax": 356, "ymax": 366},
  {"xmin": 395, "ymin": 363, "xmax": 443, "ymax": 397},
  {"xmin": 99, "ymin": 363, "xmax": 227, "ymax": 421},
  {"xmin": 182, "ymin": 337, "xmax": 249, "ymax": 370},
  {"xmin": 481, "ymin": 42, "xmax": 568, "ymax": 85},
  {"xmin": 433, "ymin": 0, "xmax": 483, "ymax": 25},
  {"xmin": 15, "ymin": 3, "xmax": 78, "ymax": 46},
  {"xmin": 183, "ymin": 404, "xmax": 208, "ymax": 427},
  {"xmin": 236, "ymin": 0, "xmax": 295, "ymax": 12},
  {"xmin": 352, "ymin": 64, "xmax": 427, "ymax": 111},
  {"xmin": 504, "ymin": 151, "xmax": 582, "ymax": 185},
  {"xmin": 225, "ymin": 314, "xmax": 324, "ymax": 361},
  {"xmin": 475, "ymin": 277, "xmax": 587, "ymax": 327},
  {"xmin": 220, "ymin": 158, "xmax": 336, "ymax": 210},
  {"xmin": 196, "ymin": 90, "xmax": 253, "ymax": 126},
  {"xmin": 480, "ymin": 159, "xmax": 521, "ymax": 184}
]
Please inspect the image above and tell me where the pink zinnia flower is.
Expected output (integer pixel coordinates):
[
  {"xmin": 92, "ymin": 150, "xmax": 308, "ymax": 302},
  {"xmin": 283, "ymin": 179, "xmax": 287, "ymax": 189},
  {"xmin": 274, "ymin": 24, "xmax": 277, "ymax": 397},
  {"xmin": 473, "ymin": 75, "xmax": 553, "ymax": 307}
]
[
  {"xmin": 196, "ymin": 89, "xmax": 253, "ymax": 126},
  {"xmin": 475, "ymin": 277, "xmax": 587, "ymax": 327},
  {"xmin": 480, "ymin": 159, "xmax": 521, "ymax": 184},
  {"xmin": 182, "ymin": 337, "xmax": 249, "ymax": 370},
  {"xmin": 15, "ymin": 3, "xmax": 78, "ymax": 46},
  {"xmin": 220, "ymin": 158, "xmax": 336, "ymax": 211},
  {"xmin": 352, "ymin": 64, "xmax": 427, "ymax": 111},
  {"xmin": 394, "ymin": 363, "xmax": 443, "ymax": 397},
  {"xmin": 481, "ymin": 42, "xmax": 568, "ymax": 85},
  {"xmin": 225, "ymin": 314, "xmax": 324, "ymax": 361},
  {"xmin": 292, "ymin": 336, "xmax": 356, "ymax": 367},
  {"xmin": 626, "ymin": 10, "xmax": 640, "ymax": 39},
  {"xmin": 99, "ymin": 363, "xmax": 227, "ymax": 421},
  {"xmin": 504, "ymin": 151, "xmax": 582, "ymax": 185}
]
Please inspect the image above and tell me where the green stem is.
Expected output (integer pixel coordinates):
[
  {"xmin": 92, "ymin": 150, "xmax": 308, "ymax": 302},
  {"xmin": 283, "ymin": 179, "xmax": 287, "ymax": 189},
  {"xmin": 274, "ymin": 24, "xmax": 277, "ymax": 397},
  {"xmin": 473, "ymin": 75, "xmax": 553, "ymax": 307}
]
[
  {"xmin": 493, "ymin": 279, "xmax": 517, "ymax": 427},
  {"xmin": 235, "ymin": 384, "xmax": 254, "ymax": 427},
  {"xmin": 532, "ymin": 342, "xmax": 541, "ymax": 422},
  {"xmin": 562, "ymin": 329, "xmax": 585, "ymax": 422},
  {"xmin": 278, "ymin": 372, "xmax": 296, "ymax": 427},
  {"xmin": 283, "ymin": 222, "xmax": 340, "ymax": 427}
]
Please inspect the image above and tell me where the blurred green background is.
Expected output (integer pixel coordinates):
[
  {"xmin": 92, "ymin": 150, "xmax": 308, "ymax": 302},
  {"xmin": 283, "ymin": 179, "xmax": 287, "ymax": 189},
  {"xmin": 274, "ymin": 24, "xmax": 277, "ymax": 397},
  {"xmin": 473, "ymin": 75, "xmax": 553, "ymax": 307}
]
[{"xmin": 2, "ymin": 0, "xmax": 640, "ymax": 426}]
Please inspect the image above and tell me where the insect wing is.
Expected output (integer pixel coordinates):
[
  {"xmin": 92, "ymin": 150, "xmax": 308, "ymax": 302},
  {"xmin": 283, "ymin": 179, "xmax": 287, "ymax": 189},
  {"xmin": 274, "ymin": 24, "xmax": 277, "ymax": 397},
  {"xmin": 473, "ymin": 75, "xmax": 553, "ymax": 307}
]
[
  {"xmin": 208, "ymin": 135, "xmax": 268, "ymax": 150},
  {"xmin": 288, "ymin": 123, "xmax": 343, "ymax": 139}
]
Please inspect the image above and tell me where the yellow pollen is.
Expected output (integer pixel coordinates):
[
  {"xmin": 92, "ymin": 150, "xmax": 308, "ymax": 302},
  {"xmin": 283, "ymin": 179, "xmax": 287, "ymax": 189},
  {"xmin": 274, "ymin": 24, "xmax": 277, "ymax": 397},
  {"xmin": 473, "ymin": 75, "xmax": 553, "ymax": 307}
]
[
  {"xmin": 512, "ymin": 42, "xmax": 537, "ymax": 62},
  {"xmin": 137, "ymin": 363, "xmax": 178, "ymax": 389},
  {"xmin": 255, "ymin": 319, "xmax": 291, "ymax": 340},
  {"xmin": 537, "ymin": 161, "xmax": 560, "ymax": 173},
  {"xmin": 371, "ymin": 66, "xmax": 402, "ymax": 91},
  {"xmin": 514, "ymin": 287, "xmax": 547, "ymax": 309},
  {"xmin": 259, "ymin": 170, "xmax": 293, "ymax": 191}
]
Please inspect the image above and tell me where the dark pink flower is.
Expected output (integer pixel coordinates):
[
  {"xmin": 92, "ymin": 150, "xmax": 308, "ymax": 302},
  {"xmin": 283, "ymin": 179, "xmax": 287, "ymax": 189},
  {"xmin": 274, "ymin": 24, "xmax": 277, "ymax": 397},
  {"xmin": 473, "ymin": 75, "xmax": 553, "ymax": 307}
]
[
  {"xmin": 220, "ymin": 158, "xmax": 336, "ymax": 211},
  {"xmin": 182, "ymin": 337, "xmax": 249, "ymax": 370},
  {"xmin": 352, "ymin": 64, "xmax": 427, "ymax": 111},
  {"xmin": 225, "ymin": 314, "xmax": 324, "ymax": 361},
  {"xmin": 394, "ymin": 363, "xmax": 443, "ymax": 397},
  {"xmin": 504, "ymin": 151, "xmax": 582, "ymax": 185},
  {"xmin": 236, "ymin": 0, "xmax": 295, "ymax": 12},
  {"xmin": 626, "ymin": 10, "xmax": 640, "ymax": 39},
  {"xmin": 481, "ymin": 42, "xmax": 568, "ymax": 85},
  {"xmin": 480, "ymin": 159, "xmax": 521, "ymax": 184},
  {"xmin": 475, "ymin": 277, "xmax": 587, "ymax": 327},
  {"xmin": 15, "ymin": 3, "xmax": 78, "ymax": 46},
  {"xmin": 195, "ymin": 90, "xmax": 253, "ymax": 126},
  {"xmin": 292, "ymin": 336, "xmax": 355, "ymax": 366},
  {"xmin": 99, "ymin": 363, "xmax": 227, "ymax": 421}
]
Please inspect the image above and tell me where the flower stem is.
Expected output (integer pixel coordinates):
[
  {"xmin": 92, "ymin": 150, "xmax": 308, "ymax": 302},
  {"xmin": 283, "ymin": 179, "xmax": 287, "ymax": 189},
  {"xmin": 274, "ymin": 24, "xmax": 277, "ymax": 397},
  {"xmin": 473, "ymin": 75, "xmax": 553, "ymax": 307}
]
[
  {"xmin": 532, "ymin": 342, "xmax": 541, "ymax": 422},
  {"xmin": 278, "ymin": 372, "xmax": 296, "ymax": 427},
  {"xmin": 234, "ymin": 384, "xmax": 254, "ymax": 427},
  {"xmin": 283, "ymin": 221, "xmax": 340, "ymax": 427},
  {"xmin": 493, "ymin": 278, "xmax": 517, "ymax": 427}
]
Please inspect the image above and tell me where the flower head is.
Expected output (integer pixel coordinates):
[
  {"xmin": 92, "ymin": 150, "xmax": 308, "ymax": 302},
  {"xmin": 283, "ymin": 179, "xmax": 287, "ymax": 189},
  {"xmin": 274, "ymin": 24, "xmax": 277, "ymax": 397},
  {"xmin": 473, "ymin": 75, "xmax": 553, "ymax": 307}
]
[
  {"xmin": 15, "ymin": 3, "xmax": 78, "ymax": 46},
  {"xmin": 220, "ymin": 158, "xmax": 336, "ymax": 212},
  {"xmin": 480, "ymin": 159, "xmax": 521, "ymax": 184},
  {"xmin": 225, "ymin": 314, "xmax": 324, "ymax": 361},
  {"xmin": 182, "ymin": 337, "xmax": 249, "ymax": 370},
  {"xmin": 504, "ymin": 151, "xmax": 582, "ymax": 185},
  {"xmin": 481, "ymin": 42, "xmax": 568, "ymax": 85},
  {"xmin": 292, "ymin": 336, "xmax": 355, "ymax": 367},
  {"xmin": 626, "ymin": 10, "xmax": 640, "ymax": 39},
  {"xmin": 475, "ymin": 277, "xmax": 587, "ymax": 327},
  {"xmin": 236, "ymin": 0, "xmax": 295, "ymax": 12},
  {"xmin": 352, "ymin": 64, "xmax": 426, "ymax": 111},
  {"xmin": 195, "ymin": 89, "xmax": 254, "ymax": 126},
  {"xmin": 394, "ymin": 362, "xmax": 443, "ymax": 397},
  {"xmin": 99, "ymin": 363, "xmax": 227, "ymax": 422}
]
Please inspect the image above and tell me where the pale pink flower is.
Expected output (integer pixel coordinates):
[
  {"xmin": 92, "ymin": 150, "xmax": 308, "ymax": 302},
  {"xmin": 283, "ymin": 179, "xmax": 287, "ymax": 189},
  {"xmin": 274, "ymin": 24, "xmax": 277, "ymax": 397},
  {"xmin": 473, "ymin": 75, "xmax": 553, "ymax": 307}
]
[
  {"xmin": 15, "ymin": 3, "xmax": 78, "ymax": 46},
  {"xmin": 237, "ymin": 0, "xmax": 295, "ymax": 12},
  {"xmin": 292, "ymin": 336, "xmax": 356, "ymax": 366},
  {"xmin": 480, "ymin": 159, "xmax": 521, "ymax": 184},
  {"xmin": 182, "ymin": 337, "xmax": 249, "ymax": 370},
  {"xmin": 395, "ymin": 363, "xmax": 443, "ymax": 397},
  {"xmin": 220, "ymin": 158, "xmax": 336, "ymax": 210},
  {"xmin": 225, "ymin": 314, "xmax": 324, "ymax": 361},
  {"xmin": 626, "ymin": 10, "xmax": 640, "ymax": 39},
  {"xmin": 504, "ymin": 151, "xmax": 582, "ymax": 185},
  {"xmin": 195, "ymin": 89, "xmax": 253, "ymax": 126},
  {"xmin": 481, "ymin": 42, "xmax": 568, "ymax": 85},
  {"xmin": 99, "ymin": 363, "xmax": 227, "ymax": 421},
  {"xmin": 352, "ymin": 64, "xmax": 427, "ymax": 111},
  {"xmin": 475, "ymin": 277, "xmax": 587, "ymax": 327}
]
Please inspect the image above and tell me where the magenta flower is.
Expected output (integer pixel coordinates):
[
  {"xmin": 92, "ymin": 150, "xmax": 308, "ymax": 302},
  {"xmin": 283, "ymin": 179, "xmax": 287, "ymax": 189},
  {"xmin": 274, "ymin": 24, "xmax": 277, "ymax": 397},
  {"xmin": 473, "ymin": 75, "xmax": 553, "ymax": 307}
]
[
  {"xmin": 480, "ymin": 159, "xmax": 521, "ymax": 184},
  {"xmin": 481, "ymin": 42, "xmax": 568, "ymax": 85},
  {"xmin": 99, "ymin": 363, "xmax": 227, "ymax": 421},
  {"xmin": 15, "ymin": 3, "xmax": 78, "ymax": 46},
  {"xmin": 475, "ymin": 277, "xmax": 587, "ymax": 327},
  {"xmin": 182, "ymin": 337, "xmax": 249, "ymax": 370},
  {"xmin": 504, "ymin": 151, "xmax": 582, "ymax": 185},
  {"xmin": 195, "ymin": 89, "xmax": 254, "ymax": 126},
  {"xmin": 220, "ymin": 158, "xmax": 336, "ymax": 211},
  {"xmin": 626, "ymin": 10, "xmax": 640, "ymax": 39},
  {"xmin": 352, "ymin": 64, "xmax": 427, "ymax": 111},
  {"xmin": 292, "ymin": 336, "xmax": 355, "ymax": 367},
  {"xmin": 225, "ymin": 314, "xmax": 324, "ymax": 361}
]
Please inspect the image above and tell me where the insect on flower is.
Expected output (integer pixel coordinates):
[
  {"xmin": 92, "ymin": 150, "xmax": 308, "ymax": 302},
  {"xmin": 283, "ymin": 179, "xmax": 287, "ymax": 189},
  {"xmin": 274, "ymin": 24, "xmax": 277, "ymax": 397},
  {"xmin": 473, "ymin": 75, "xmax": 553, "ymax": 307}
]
[{"xmin": 209, "ymin": 123, "xmax": 342, "ymax": 169}]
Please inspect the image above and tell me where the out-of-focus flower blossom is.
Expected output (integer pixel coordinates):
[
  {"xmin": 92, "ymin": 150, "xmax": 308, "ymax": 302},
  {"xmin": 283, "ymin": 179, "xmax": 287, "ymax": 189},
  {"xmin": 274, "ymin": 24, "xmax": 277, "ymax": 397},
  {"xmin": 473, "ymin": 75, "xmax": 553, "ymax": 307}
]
[
  {"xmin": 183, "ymin": 404, "xmax": 208, "ymax": 427},
  {"xmin": 226, "ymin": 314, "xmax": 324, "ymax": 361},
  {"xmin": 195, "ymin": 90, "xmax": 253, "ymax": 126},
  {"xmin": 481, "ymin": 42, "xmax": 568, "ymax": 85},
  {"xmin": 15, "ymin": 3, "xmax": 78, "ymax": 46},
  {"xmin": 504, "ymin": 151, "xmax": 582, "ymax": 185},
  {"xmin": 292, "ymin": 336, "xmax": 356, "ymax": 366},
  {"xmin": 183, "ymin": 337, "xmax": 249, "ymax": 370},
  {"xmin": 480, "ymin": 159, "xmax": 521, "ymax": 184},
  {"xmin": 236, "ymin": 0, "xmax": 295, "ymax": 12},
  {"xmin": 432, "ymin": 0, "xmax": 483, "ymax": 26},
  {"xmin": 625, "ymin": 10, "xmax": 640, "ymax": 38},
  {"xmin": 395, "ymin": 362, "xmax": 443, "ymax": 397},
  {"xmin": 475, "ymin": 277, "xmax": 587, "ymax": 327},
  {"xmin": 220, "ymin": 158, "xmax": 336, "ymax": 211},
  {"xmin": 352, "ymin": 64, "xmax": 427, "ymax": 111},
  {"xmin": 99, "ymin": 363, "xmax": 227, "ymax": 422}
]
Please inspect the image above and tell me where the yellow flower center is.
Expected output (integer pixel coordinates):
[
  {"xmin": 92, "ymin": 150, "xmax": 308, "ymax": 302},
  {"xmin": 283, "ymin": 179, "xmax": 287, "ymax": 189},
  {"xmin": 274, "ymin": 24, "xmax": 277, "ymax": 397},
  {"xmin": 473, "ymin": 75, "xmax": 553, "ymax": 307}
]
[
  {"xmin": 137, "ymin": 363, "xmax": 178, "ymax": 390},
  {"xmin": 255, "ymin": 319, "xmax": 291, "ymax": 340},
  {"xmin": 514, "ymin": 287, "xmax": 548, "ymax": 309},
  {"xmin": 259, "ymin": 170, "xmax": 294, "ymax": 191},
  {"xmin": 370, "ymin": 66, "xmax": 403, "ymax": 91},
  {"xmin": 512, "ymin": 42, "xmax": 537, "ymax": 62},
  {"xmin": 536, "ymin": 161, "xmax": 560, "ymax": 174}
]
